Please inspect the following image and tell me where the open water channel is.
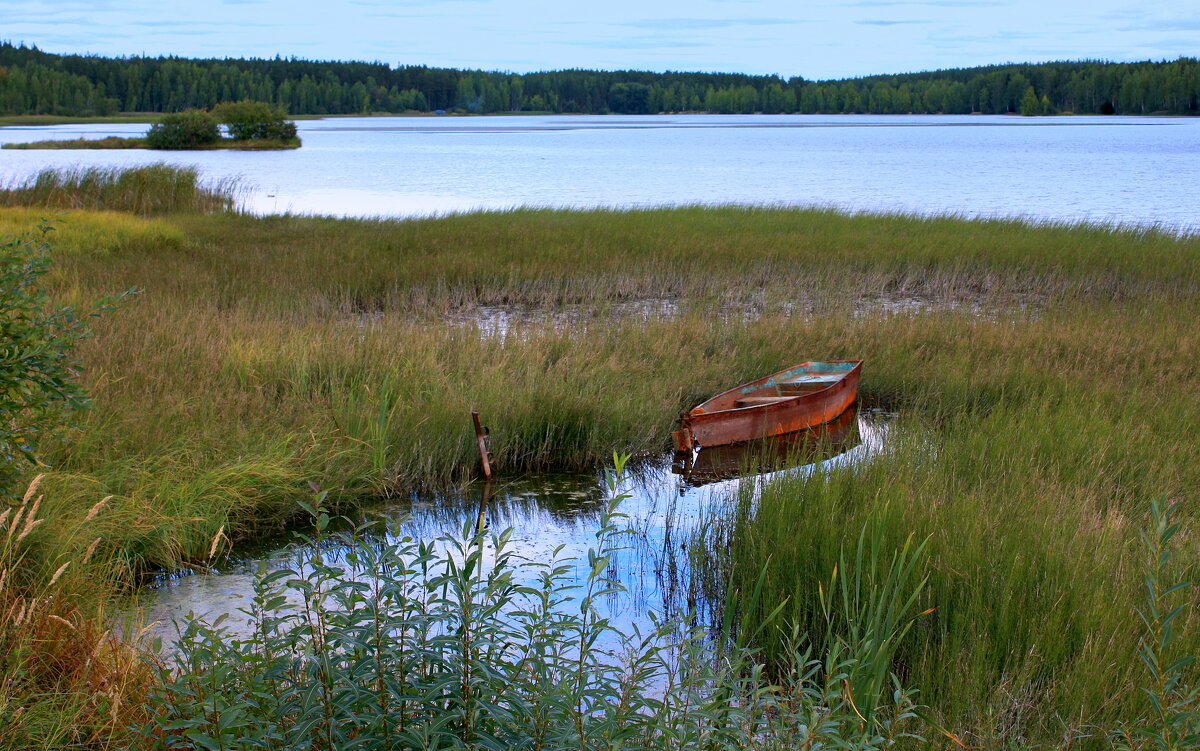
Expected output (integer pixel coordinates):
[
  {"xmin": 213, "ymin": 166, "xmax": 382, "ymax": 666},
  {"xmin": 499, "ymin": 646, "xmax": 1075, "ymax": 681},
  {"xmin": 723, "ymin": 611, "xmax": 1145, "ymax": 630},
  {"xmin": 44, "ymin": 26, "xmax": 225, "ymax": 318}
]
[{"xmin": 134, "ymin": 409, "xmax": 888, "ymax": 652}]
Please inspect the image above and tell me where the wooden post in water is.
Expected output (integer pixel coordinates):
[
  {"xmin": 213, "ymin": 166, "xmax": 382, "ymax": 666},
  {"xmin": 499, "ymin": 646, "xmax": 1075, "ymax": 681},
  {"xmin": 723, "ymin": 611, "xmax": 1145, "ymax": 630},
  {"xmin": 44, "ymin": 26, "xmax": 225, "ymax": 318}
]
[
  {"xmin": 475, "ymin": 480, "xmax": 493, "ymax": 536},
  {"xmin": 471, "ymin": 411, "xmax": 495, "ymax": 536},
  {"xmin": 471, "ymin": 411, "xmax": 492, "ymax": 481}
]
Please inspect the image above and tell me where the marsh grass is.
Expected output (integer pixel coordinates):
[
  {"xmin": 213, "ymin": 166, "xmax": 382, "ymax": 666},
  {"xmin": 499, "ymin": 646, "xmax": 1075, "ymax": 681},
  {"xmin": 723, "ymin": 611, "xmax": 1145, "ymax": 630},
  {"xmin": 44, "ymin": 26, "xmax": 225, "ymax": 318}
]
[
  {"xmin": 697, "ymin": 388, "xmax": 1200, "ymax": 746},
  {"xmin": 200, "ymin": 137, "xmax": 300, "ymax": 150},
  {"xmin": 0, "ymin": 185, "xmax": 1195, "ymax": 746},
  {"xmin": 0, "ymin": 208, "xmax": 184, "ymax": 255},
  {"xmin": 141, "ymin": 208, "xmax": 1198, "ymax": 318},
  {"xmin": 0, "ymin": 165, "xmax": 242, "ymax": 215},
  {"xmin": 0, "ymin": 115, "xmax": 157, "ymax": 126},
  {"xmin": 24, "ymin": 205, "xmax": 1198, "ymax": 569}
]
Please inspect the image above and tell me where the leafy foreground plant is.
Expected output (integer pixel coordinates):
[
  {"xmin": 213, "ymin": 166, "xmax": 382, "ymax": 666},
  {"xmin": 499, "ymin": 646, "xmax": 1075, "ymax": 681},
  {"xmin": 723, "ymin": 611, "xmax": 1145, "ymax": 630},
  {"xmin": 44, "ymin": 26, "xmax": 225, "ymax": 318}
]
[
  {"xmin": 0, "ymin": 226, "xmax": 134, "ymax": 497},
  {"xmin": 141, "ymin": 456, "xmax": 924, "ymax": 750},
  {"xmin": 1112, "ymin": 499, "xmax": 1200, "ymax": 751}
]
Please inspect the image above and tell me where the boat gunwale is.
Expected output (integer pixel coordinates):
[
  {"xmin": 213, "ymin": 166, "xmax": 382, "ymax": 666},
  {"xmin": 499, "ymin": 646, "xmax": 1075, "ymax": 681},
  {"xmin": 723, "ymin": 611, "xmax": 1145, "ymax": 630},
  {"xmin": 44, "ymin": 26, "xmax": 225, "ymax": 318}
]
[{"xmin": 692, "ymin": 359, "xmax": 863, "ymax": 417}]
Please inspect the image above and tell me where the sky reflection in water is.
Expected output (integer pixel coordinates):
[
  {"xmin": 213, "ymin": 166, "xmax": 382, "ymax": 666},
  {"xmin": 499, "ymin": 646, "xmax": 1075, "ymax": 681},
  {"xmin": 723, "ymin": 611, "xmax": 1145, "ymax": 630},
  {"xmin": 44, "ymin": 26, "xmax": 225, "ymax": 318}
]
[{"xmin": 134, "ymin": 409, "xmax": 888, "ymax": 653}]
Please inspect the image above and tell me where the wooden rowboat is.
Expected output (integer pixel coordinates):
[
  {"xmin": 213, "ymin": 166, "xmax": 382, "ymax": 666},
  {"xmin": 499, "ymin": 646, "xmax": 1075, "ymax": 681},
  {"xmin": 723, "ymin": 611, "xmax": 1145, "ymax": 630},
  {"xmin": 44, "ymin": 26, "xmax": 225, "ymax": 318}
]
[{"xmin": 671, "ymin": 360, "xmax": 862, "ymax": 451}]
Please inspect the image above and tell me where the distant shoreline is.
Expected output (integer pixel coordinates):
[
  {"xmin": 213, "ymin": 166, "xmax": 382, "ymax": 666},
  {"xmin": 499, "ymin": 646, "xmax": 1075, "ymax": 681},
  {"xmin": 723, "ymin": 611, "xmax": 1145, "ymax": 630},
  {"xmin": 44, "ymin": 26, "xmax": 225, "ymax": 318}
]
[
  {"xmin": 2, "ymin": 111, "xmax": 1193, "ymax": 130},
  {"xmin": 2, "ymin": 135, "xmax": 301, "ymax": 150}
]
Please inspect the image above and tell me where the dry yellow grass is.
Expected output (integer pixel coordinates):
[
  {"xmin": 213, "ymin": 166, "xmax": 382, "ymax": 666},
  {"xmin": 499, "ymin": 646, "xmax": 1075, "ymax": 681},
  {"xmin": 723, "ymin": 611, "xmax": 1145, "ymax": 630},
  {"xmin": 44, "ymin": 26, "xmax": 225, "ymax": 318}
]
[{"xmin": 0, "ymin": 477, "xmax": 155, "ymax": 750}]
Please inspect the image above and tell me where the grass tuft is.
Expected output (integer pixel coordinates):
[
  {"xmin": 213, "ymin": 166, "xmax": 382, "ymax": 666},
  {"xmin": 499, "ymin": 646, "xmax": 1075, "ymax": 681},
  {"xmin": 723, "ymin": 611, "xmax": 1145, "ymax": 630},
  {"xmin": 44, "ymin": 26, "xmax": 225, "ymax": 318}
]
[{"xmin": 0, "ymin": 165, "xmax": 242, "ymax": 215}]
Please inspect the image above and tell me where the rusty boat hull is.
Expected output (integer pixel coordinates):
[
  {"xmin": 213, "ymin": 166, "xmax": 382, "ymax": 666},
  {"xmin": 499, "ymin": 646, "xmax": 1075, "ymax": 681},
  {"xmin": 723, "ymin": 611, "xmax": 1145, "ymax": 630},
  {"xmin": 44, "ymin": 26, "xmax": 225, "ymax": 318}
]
[
  {"xmin": 672, "ymin": 360, "xmax": 862, "ymax": 451},
  {"xmin": 672, "ymin": 405, "xmax": 861, "ymax": 487}
]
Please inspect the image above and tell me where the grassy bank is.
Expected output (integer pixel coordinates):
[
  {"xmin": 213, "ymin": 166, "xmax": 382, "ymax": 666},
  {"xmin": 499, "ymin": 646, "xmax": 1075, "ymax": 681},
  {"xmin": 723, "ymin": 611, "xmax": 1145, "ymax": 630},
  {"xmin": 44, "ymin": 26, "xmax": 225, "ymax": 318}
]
[
  {"xmin": 0, "ymin": 113, "xmax": 381, "ymax": 126},
  {"xmin": 22, "ymin": 203, "xmax": 1199, "ymax": 565},
  {"xmin": 1, "ymin": 136, "xmax": 148, "ymax": 149},
  {"xmin": 2, "ymin": 136, "xmax": 301, "ymax": 150},
  {"xmin": 1, "ymin": 165, "xmax": 1199, "ymax": 746}
]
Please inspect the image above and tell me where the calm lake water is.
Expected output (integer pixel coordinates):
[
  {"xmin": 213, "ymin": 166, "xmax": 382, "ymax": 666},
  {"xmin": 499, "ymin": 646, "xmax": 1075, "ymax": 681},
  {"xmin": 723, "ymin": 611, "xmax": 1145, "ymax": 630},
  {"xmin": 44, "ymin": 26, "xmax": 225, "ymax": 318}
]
[{"xmin": 2, "ymin": 114, "xmax": 1197, "ymax": 230}]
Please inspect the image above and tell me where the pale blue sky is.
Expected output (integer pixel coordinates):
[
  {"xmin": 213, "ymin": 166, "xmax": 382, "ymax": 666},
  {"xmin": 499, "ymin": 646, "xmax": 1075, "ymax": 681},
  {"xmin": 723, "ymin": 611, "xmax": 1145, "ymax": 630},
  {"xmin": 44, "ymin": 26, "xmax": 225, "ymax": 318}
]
[{"xmin": 4, "ymin": 0, "xmax": 1196, "ymax": 79}]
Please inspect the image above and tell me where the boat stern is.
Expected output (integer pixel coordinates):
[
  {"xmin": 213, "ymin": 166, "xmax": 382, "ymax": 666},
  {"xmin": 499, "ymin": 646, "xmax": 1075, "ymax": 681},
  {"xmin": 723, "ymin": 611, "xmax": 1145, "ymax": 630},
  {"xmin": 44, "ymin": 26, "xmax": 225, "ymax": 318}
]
[{"xmin": 671, "ymin": 424, "xmax": 695, "ymax": 453}]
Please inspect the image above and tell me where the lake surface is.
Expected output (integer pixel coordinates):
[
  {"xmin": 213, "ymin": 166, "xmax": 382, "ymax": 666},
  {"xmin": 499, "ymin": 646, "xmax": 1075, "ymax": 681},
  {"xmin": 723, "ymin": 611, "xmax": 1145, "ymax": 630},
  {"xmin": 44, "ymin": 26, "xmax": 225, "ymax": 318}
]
[{"xmin": 2, "ymin": 114, "xmax": 1196, "ymax": 230}]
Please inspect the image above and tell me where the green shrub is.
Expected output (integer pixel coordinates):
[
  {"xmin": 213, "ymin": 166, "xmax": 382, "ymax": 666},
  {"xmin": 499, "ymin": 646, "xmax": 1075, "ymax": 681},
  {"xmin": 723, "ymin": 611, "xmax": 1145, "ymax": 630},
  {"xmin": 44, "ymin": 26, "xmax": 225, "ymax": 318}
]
[
  {"xmin": 144, "ymin": 109, "xmax": 220, "ymax": 149},
  {"xmin": 1112, "ymin": 500, "xmax": 1200, "ymax": 750},
  {"xmin": 0, "ymin": 226, "xmax": 134, "ymax": 495},
  {"xmin": 1, "ymin": 228, "xmax": 93, "ymax": 494},
  {"xmin": 212, "ymin": 100, "xmax": 297, "ymax": 141}
]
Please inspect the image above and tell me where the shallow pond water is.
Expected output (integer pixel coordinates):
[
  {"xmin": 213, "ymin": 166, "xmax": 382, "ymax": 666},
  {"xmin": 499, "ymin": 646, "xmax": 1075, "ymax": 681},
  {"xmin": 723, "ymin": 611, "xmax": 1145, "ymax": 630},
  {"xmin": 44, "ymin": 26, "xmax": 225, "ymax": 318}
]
[{"xmin": 133, "ymin": 408, "xmax": 888, "ymax": 653}]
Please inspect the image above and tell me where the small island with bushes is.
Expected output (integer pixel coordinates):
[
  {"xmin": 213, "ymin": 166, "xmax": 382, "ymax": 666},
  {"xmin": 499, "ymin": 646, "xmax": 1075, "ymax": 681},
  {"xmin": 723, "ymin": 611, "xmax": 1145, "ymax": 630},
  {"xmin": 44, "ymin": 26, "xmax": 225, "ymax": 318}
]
[{"xmin": 2, "ymin": 100, "xmax": 300, "ymax": 150}]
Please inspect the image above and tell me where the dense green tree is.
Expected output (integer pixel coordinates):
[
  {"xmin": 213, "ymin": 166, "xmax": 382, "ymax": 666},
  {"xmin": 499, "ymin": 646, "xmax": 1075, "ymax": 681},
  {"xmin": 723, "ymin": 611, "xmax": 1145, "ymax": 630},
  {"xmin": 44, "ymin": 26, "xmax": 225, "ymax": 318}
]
[
  {"xmin": 144, "ymin": 108, "xmax": 220, "ymax": 148},
  {"xmin": 607, "ymin": 82, "xmax": 651, "ymax": 114},
  {"xmin": 211, "ymin": 100, "xmax": 297, "ymax": 140},
  {"xmin": 1020, "ymin": 85, "xmax": 1041, "ymax": 116},
  {"xmin": 455, "ymin": 76, "xmax": 481, "ymax": 113},
  {"xmin": 0, "ymin": 43, "xmax": 1196, "ymax": 117}
]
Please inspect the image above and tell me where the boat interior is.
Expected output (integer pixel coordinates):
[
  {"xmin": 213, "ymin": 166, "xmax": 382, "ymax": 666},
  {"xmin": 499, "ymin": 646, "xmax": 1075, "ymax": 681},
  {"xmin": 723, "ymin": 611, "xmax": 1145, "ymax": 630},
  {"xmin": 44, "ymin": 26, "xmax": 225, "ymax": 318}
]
[{"xmin": 697, "ymin": 361, "xmax": 859, "ymax": 412}]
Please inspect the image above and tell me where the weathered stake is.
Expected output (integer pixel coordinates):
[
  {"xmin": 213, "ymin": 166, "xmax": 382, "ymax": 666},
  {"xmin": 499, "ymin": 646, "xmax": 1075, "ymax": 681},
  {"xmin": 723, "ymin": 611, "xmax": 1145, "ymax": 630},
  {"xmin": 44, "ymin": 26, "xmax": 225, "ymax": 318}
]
[
  {"xmin": 475, "ymin": 480, "xmax": 493, "ymax": 536},
  {"xmin": 471, "ymin": 411, "xmax": 492, "ymax": 481}
]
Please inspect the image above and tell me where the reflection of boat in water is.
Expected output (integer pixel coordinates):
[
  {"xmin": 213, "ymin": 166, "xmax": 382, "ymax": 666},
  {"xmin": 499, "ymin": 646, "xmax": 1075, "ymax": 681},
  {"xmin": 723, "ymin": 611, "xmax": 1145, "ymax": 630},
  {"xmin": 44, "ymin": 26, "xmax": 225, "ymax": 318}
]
[
  {"xmin": 672, "ymin": 405, "xmax": 860, "ymax": 487},
  {"xmin": 671, "ymin": 360, "xmax": 861, "ymax": 451}
]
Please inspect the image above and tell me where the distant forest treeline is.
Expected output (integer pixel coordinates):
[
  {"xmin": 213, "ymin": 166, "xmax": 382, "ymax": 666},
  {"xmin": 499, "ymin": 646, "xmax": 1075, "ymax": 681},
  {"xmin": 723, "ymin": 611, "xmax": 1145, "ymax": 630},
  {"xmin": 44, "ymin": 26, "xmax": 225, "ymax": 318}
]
[{"xmin": 1, "ymin": 42, "xmax": 1197, "ymax": 117}]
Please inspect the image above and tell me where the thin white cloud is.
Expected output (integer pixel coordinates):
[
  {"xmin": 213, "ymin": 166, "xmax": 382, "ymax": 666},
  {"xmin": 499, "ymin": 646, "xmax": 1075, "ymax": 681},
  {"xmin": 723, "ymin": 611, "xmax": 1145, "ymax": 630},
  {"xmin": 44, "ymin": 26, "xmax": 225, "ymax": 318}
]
[
  {"xmin": 1120, "ymin": 18, "xmax": 1200, "ymax": 32},
  {"xmin": 571, "ymin": 39, "xmax": 710, "ymax": 50},
  {"xmin": 620, "ymin": 18, "xmax": 801, "ymax": 30},
  {"xmin": 849, "ymin": 0, "xmax": 1000, "ymax": 6}
]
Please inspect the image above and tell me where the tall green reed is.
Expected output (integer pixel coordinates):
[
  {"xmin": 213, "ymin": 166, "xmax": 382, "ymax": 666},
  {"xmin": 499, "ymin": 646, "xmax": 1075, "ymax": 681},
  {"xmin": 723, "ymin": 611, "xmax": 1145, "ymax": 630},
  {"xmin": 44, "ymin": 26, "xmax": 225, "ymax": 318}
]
[
  {"xmin": 818, "ymin": 515, "xmax": 931, "ymax": 722},
  {"xmin": 702, "ymin": 396, "xmax": 1200, "ymax": 748}
]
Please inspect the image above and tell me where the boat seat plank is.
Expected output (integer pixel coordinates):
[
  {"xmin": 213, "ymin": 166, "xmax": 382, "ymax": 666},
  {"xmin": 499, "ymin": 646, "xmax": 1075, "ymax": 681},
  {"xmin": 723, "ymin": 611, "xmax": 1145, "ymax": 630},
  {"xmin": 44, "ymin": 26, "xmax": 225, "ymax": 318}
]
[
  {"xmin": 779, "ymin": 374, "xmax": 843, "ymax": 384},
  {"xmin": 735, "ymin": 396, "xmax": 797, "ymax": 406}
]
